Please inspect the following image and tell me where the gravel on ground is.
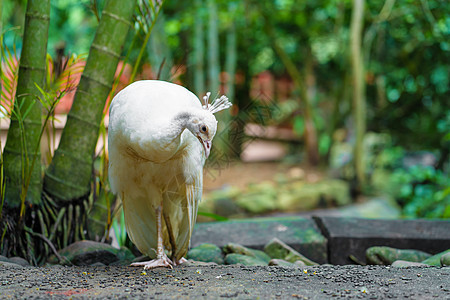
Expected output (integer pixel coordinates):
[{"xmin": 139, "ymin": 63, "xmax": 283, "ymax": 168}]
[{"xmin": 1, "ymin": 264, "xmax": 449, "ymax": 299}]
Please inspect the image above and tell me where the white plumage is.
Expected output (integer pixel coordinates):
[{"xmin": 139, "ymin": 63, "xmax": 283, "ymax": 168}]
[{"xmin": 108, "ymin": 80, "xmax": 230, "ymax": 269}]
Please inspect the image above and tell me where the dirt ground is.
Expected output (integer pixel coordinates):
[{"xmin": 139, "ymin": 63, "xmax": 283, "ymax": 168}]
[{"xmin": 1, "ymin": 263, "xmax": 449, "ymax": 299}]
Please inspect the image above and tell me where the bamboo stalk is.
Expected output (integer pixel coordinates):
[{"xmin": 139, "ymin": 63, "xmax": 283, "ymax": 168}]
[
  {"xmin": 192, "ymin": 0, "xmax": 205, "ymax": 95},
  {"xmin": 207, "ymin": 0, "xmax": 220, "ymax": 94},
  {"xmin": 2, "ymin": 0, "xmax": 50, "ymax": 205},
  {"xmin": 350, "ymin": 0, "xmax": 367, "ymax": 187},
  {"xmin": 44, "ymin": 0, "xmax": 136, "ymax": 202}
]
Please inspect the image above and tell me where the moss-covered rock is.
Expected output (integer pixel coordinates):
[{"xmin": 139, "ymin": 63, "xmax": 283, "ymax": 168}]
[
  {"xmin": 440, "ymin": 252, "xmax": 450, "ymax": 267},
  {"xmin": 278, "ymin": 179, "xmax": 350, "ymax": 211},
  {"xmin": 421, "ymin": 249, "xmax": 450, "ymax": 266},
  {"xmin": 186, "ymin": 243, "xmax": 224, "ymax": 264},
  {"xmin": 366, "ymin": 246, "xmax": 432, "ymax": 265},
  {"xmin": 264, "ymin": 238, "xmax": 318, "ymax": 266},
  {"xmin": 223, "ymin": 243, "xmax": 271, "ymax": 263},
  {"xmin": 235, "ymin": 182, "xmax": 277, "ymax": 214},
  {"xmin": 7, "ymin": 257, "xmax": 30, "ymax": 267},
  {"xmin": 224, "ymin": 253, "xmax": 267, "ymax": 266}
]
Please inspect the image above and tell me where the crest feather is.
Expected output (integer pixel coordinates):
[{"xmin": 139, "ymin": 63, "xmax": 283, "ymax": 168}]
[{"xmin": 202, "ymin": 92, "xmax": 232, "ymax": 114}]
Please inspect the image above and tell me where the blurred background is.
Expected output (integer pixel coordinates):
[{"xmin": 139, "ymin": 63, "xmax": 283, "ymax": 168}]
[{"xmin": 1, "ymin": 0, "xmax": 449, "ymax": 231}]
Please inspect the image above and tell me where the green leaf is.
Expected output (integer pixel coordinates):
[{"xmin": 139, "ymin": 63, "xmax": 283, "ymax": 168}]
[{"xmin": 197, "ymin": 211, "xmax": 228, "ymax": 222}]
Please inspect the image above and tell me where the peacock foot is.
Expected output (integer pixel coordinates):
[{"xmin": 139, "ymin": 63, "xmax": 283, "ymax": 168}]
[{"xmin": 130, "ymin": 255, "xmax": 174, "ymax": 269}]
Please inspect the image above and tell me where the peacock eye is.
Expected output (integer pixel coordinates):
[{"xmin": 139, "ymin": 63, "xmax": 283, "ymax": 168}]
[{"xmin": 201, "ymin": 125, "xmax": 207, "ymax": 133}]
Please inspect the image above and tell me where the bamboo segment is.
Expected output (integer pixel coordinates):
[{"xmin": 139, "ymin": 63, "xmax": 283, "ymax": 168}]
[
  {"xmin": 44, "ymin": 0, "xmax": 136, "ymax": 202},
  {"xmin": 2, "ymin": 0, "xmax": 50, "ymax": 205}
]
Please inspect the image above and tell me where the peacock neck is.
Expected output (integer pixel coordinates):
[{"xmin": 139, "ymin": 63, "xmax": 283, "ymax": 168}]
[{"xmin": 164, "ymin": 108, "xmax": 198, "ymax": 148}]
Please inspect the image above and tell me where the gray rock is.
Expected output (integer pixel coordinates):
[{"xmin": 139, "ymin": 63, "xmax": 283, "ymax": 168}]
[
  {"xmin": 47, "ymin": 240, "xmax": 135, "ymax": 266},
  {"xmin": 223, "ymin": 243, "xmax": 271, "ymax": 263},
  {"xmin": 0, "ymin": 255, "xmax": 10, "ymax": 263},
  {"xmin": 90, "ymin": 262, "xmax": 106, "ymax": 267},
  {"xmin": 333, "ymin": 197, "xmax": 401, "ymax": 219},
  {"xmin": 421, "ymin": 249, "xmax": 450, "ymax": 266},
  {"xmin": 366, "ymin": 246, "xmax": 432, "ymax": 265},
  {"xmin": 8, "ymin": 257, "xmax": 30, "ymax": 266},
  {"xmin": 224, "ymin": 253, "xmax": 267, "ymax": 266},
  {"xmin": 264, "ymin": 238, "xmax": 318, "ymax": 266},
  {"xmin": 132, "ymin": 255, "xmax": 150, "ymax": 263},
  {"xmin": 187, "ymin": 243, "xmax": 224, "ymax": 264},
  {"xmin": 392, "ymin": 260, "xmax": 430, "ymax": 268},
  {"xmin": 0, "ymin": 261, "xmax": 25, "ymax": 268},
  {"xmin": 440, "ymin": 252, "xmax": 450, "ymax": 267},
  {"xmin": 294, "ymin": 260, "xmax": 307, "ymax": 267},
  {"xmin": 314, "ymin": 217, "xmax": 450, "ymax": 265}
]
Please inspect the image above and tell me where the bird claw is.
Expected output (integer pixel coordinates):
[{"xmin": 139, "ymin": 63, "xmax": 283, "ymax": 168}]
[{"xmin": 131, "ymin": 256, "xmax": 174, "ymax": 269}]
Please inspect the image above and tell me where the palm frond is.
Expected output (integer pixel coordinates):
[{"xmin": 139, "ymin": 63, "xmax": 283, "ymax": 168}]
[
  {"xmin": 51, "ymin": 53, "xmax": 87, "ymax": 97},
  {"xmin": 0, "ymin": 43, "xmax": 19, "ymax": 118},
  {"xmin": 129, "ymin": 0, "xmax": 165, "ymax": 82}
]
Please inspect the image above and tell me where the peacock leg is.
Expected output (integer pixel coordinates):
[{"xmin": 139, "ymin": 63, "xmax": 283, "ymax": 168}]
[{"xmin": 130, "ymin": 205, "xmax": 173, "ymax": 269}]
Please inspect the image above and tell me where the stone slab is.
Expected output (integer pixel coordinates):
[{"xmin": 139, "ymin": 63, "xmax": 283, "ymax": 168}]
[
  {"xmin": 192, "ymin": 217, "xmax": 327, "ymax": 264},
  {"xmin": 314, "ymin": 217, "xmax": 450, "ymax": 265}
]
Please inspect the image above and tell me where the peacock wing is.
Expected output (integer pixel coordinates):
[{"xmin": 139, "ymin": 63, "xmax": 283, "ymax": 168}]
[{"xmin": 121, "ymin": 186, "xmax": 160, "ymax": 259}]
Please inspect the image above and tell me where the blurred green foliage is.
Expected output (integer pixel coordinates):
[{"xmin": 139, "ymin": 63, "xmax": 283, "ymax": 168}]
[
  {"xmin": 2, "ymin": 0, "xmax": 449, "ymax": 219},
  {"xmin": 371, "ymin": 143, "xmax": 449, "ymax": 218},
  {"xmin": 4, "ymin": 0, "xmax": 448, "ymax": 154},
  {"xmin": 391, "ymin": 166, "xmax": 450, "ymax": 218},
  {"xmin": 2, "ymin": 0, "xmax": 100, "ymax": 56}
]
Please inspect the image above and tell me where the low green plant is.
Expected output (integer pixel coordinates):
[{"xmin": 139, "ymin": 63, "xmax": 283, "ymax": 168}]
[
  {"xmin": 390, "ymin": 165, "xmax": 450, "ymax": 218},
  {"xmin": 112, "ymin": 208, "xmax": 127, "ymax": 247}
]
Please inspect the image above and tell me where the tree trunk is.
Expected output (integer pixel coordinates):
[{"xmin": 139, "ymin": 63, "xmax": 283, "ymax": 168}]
[
  {"xmin": 2, "ymin": 0, "xmax": 50, "ymax": 206},
  {"xmin": 350, "ymin": 0, "xmax": 366, "ymax": 187},
  {"xmin": 44, "ymin": 0, "xmax": 135, "ymax": 201}
]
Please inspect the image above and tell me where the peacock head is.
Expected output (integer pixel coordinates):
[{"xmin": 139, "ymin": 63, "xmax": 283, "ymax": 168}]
[{"xmin": 187, "ymin": 93, "xmax": 232, "ymax": 159}]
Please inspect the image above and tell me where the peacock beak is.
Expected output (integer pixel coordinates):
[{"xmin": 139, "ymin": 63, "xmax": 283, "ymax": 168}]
[{"xmin": 202, "ymin": 139, "xmax": 211, "ymax": 158}]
